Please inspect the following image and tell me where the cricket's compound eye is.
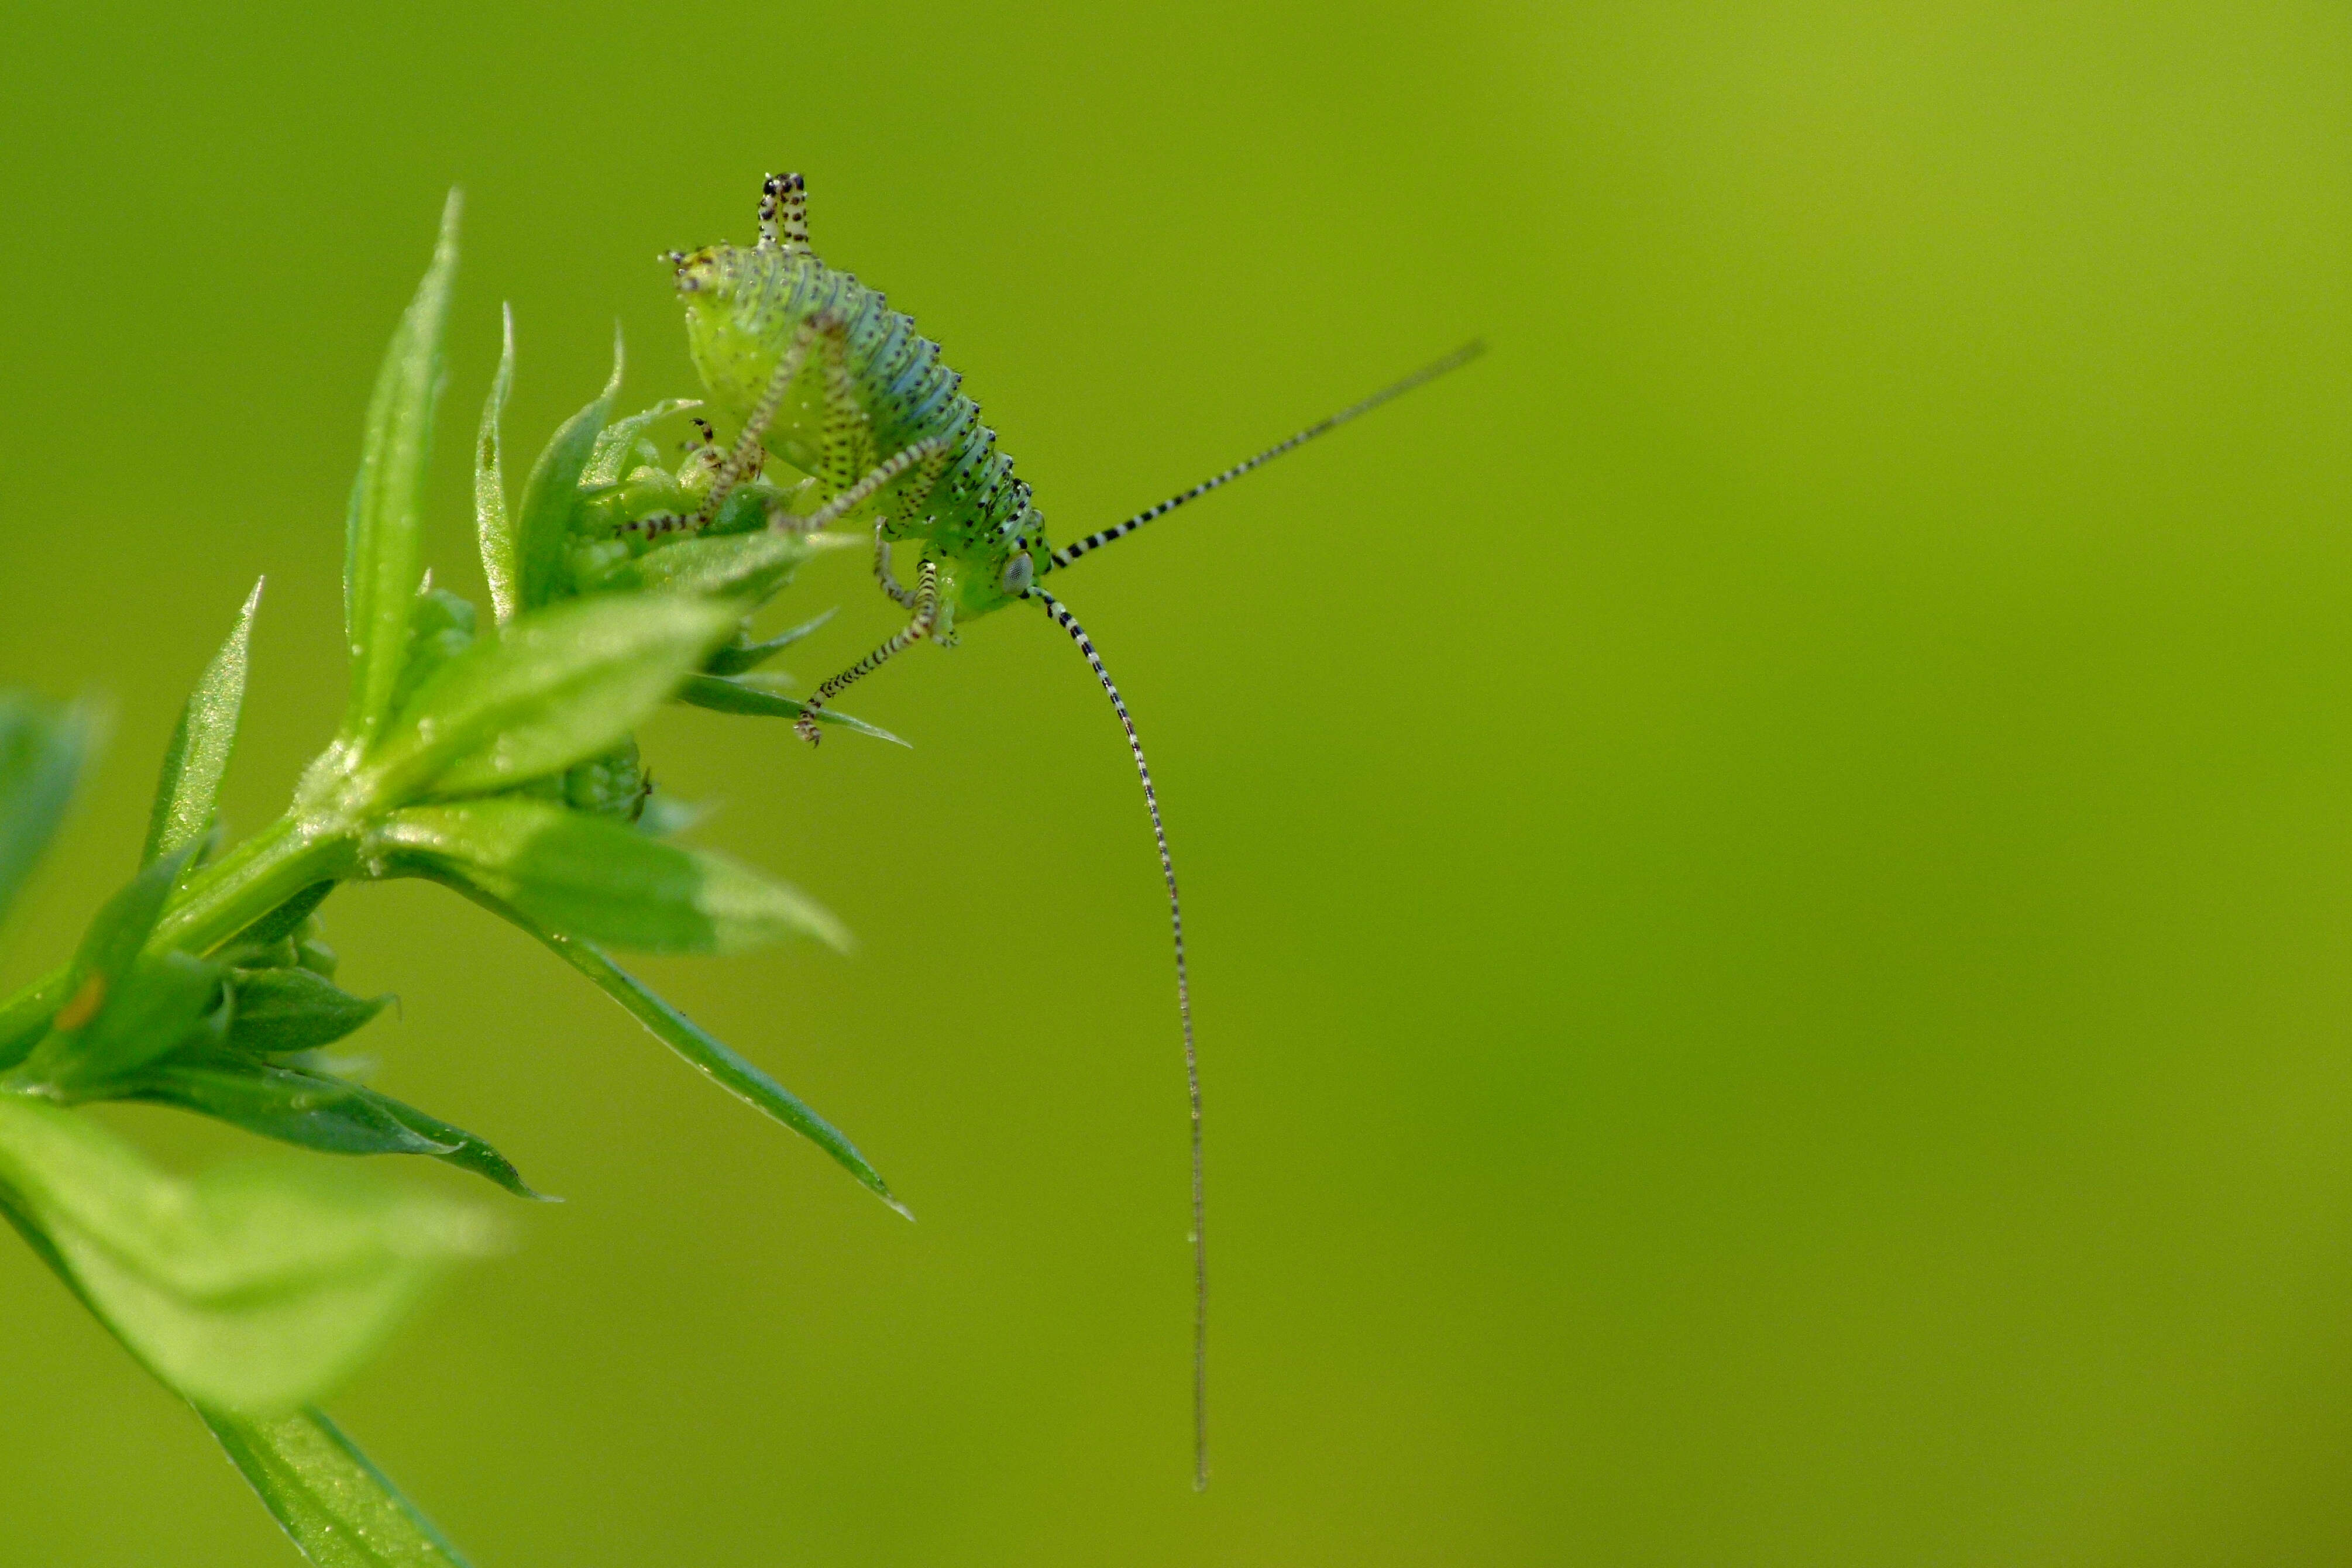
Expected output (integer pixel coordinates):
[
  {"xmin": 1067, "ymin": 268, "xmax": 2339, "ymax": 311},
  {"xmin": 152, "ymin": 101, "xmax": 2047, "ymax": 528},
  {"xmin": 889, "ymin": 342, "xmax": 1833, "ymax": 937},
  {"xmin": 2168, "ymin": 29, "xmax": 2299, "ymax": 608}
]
[
  {"xmin": 669, "ymin": 249, "xmax": 721, "ymax": 295},
  {"xmin": 1000, "ymin": 551, "xmax": 1035, "ymax": 596}
]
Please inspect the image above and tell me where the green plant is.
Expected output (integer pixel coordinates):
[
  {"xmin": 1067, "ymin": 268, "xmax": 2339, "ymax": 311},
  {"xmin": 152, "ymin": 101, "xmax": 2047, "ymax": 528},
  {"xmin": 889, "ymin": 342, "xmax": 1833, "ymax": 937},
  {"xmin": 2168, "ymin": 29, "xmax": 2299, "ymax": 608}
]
[{"xmin": 0, "ymin": 192, "xmax": 906, "ymax": 1566}]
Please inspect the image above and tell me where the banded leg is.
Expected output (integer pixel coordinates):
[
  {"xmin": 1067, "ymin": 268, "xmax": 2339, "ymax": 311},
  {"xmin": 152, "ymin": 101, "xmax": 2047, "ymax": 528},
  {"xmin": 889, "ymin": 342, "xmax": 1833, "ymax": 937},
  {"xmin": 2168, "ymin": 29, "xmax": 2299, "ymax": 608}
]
[
  {"xmin": 873, "ymin": 521, "xmax": 915, "ymax": 608},
  {"xmin": 617, "ymin": 512, "xmax": 704, "ymax": 539},
  {"xmin": 795, "ymin": 559, "xmax": 939, "ymax": 745},
  {"xmin": 797, "ymin": 435, "xmax": 952, "ymax": 535},
  {"xmin": 692, "ymin": 317, "xmax": 819, "ymax": 530},
  {"xmin": 816, "ymin": 314, "xmax": 874, "ymax": 498},
  {"xmin": 764, "ymin": 313, "xmax": 927, "ymax": 532}
]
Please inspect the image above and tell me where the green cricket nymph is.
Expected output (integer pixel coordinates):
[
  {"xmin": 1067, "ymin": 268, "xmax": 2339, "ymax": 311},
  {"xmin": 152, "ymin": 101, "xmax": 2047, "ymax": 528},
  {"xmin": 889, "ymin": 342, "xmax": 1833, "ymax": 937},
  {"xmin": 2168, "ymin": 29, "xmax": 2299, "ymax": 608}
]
[{"xmin": 645, "ymin": 170, "xmax": 1481, "ymax": 1489}]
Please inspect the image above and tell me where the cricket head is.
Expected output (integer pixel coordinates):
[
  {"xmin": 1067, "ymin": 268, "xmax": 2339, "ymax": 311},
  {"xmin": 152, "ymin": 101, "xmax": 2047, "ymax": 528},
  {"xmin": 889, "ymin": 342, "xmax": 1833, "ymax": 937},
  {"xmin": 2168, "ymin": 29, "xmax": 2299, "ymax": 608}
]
[
  {"xmin": 927, "ymin": 544, "xmax": 1039, "ymax": 625},
  {"xmin": 666, "ymin": 243, "xmax": 789, "ymax": 439}
]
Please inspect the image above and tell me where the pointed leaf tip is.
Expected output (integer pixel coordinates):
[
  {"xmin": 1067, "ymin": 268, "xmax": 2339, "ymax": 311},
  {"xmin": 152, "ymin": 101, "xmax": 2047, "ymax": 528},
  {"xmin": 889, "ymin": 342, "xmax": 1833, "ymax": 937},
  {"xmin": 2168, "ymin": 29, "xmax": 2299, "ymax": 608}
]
[
  {"xmin": 144, "ymin": 579, "xmax": 263, "ymax": 870},
  {"xmin": 476, "ymin": 304, "xmax": 518, "ymax": 623},
  {"xmin": 512, "ymin": 336, "xmax": 624, "ymax": 614},
  {"xmin": 342, "ymin": 197, "xmax": 462, "ymax": 752},
  {"xmin": 427, "ymin": 877, "xmax": 901, "ymax": 1209},
  {"xmin": 0, "ymin": 694, "xmax": 103, "ymax": 933}
]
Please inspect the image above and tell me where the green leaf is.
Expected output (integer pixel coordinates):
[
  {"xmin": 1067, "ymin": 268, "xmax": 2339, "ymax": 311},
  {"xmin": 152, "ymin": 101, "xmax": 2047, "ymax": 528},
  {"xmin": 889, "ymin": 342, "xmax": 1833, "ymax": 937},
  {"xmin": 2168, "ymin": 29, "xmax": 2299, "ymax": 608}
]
[
  {"xmin": 0, "ymin": 972, "xmax": 74, "ymax": 1077},
  {"xmin": 676, "ymin": 673, "xmax": 909, "ymax": 747},
  {"xmin": 426, "ymin": 870, "xmax": 903, "ymax": 1215},
  {"xmin": 343, "ymin": 190, "xmax": 462, "ymax": 752},
  {"xmin": 514, "ymin": 326, "xmax": 623, "ymax": 612},
  {"xmin": 705, "ymin": 606, "xmax": 835, "ymax": 675},
  {"xmin": 474, "ymin": 303, "xmax": 518, "ymax": 623},
  {"xmin": 22, "ymin": 948, "xmax": 227, "ymax": 1094},
  {"xmin": 386, "ymin": 586, "xmax": 480, "ymax": 719},
  {"xmin": 204, "ymin": 1406, "xmax": 476, "ymax": 1568},
  {"xmin": 601, "ymin": 527, "xmax": 840, "ymax": 603},
  {"xmin": 373, "ymin": 798, "xmax": 847, "ymax": 955},
  {"xmin": 222, "ymin": 881, "xmax": 338, "ymax": 956},
  {"xmin": 364, "ymin": 1092, "xmax": 547, "ymax": 1201},
  {"xmin": 0, "ymin": 693, "xmax": 101, "ymax": 931},
  {"xmin": 583, "ymin": 397, "xmax": 700, "ymax": 487},
  {"xmin": 122, "ymin": 1058, "xmax": 450, "ymax": 1157},
  {"xmin": 118, "ymin": 1058, "xmax": 548, "ymax": 1201},
  {"xmin": 144, "ymin": 580, "xmax": 263, "ymax": 871},
  {"xmin": 9, "ymin": 844, "xmax": 209, "ymax": 1088},
  {"xmin": 0, "ymin": 1095, "xmax": 498, "ymax": 1413},
  {"xmin": 360, "ymin": 595, "xmax": 739, "ymax": 804},
  {"xmin": 229, "ymin": 968, "xmax": 386, "ymax": 1055}
]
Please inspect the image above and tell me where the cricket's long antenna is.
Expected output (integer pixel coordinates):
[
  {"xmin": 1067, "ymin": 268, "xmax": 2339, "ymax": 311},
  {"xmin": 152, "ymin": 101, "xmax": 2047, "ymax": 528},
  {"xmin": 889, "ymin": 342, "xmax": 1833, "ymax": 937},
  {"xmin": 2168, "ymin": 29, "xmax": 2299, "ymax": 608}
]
[
  {"xmin": 1049, "ymin": 339, "xmax": 1485, "ymax": 570},
  {"xmin": 1027, "ymin": 584, "xmax": 1209, "ymax": 1491}
]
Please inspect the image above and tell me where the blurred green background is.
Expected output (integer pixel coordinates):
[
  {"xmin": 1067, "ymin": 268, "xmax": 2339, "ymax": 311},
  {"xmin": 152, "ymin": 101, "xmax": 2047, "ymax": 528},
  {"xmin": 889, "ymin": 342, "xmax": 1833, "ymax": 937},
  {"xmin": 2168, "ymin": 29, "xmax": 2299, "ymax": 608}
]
[{"xmin": 6, "ymin": 0, "xmax": 2352, "ymax": 1561}]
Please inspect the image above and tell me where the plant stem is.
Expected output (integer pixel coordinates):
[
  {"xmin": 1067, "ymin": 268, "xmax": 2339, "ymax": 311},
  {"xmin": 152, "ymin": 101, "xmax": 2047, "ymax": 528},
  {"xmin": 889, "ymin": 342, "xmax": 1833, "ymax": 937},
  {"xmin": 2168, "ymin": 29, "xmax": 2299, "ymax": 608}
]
[
  {"xmin": 0, "ymin": 812, "xmax": 357, "ymax": 1050},
  {"xmin": 151, "ymin": 812, "xmax": 357, "ymax": 955}
]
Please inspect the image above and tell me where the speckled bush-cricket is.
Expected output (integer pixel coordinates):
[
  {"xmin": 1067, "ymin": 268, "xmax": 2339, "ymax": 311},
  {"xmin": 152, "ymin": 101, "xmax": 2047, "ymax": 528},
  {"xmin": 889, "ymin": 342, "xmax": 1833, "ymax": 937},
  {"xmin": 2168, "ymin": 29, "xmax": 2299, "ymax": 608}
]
[{"xmin": 620, "ymin": 171, "xmax": 1480, "ymax": 1487}]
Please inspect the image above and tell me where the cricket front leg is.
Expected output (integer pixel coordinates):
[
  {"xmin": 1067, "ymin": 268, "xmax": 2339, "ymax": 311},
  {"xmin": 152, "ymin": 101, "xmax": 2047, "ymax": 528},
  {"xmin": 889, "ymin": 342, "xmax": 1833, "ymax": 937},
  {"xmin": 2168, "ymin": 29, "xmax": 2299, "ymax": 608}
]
[{"xmin": 795, "ymin": 559, "xmax": 941, "ymax": 745}]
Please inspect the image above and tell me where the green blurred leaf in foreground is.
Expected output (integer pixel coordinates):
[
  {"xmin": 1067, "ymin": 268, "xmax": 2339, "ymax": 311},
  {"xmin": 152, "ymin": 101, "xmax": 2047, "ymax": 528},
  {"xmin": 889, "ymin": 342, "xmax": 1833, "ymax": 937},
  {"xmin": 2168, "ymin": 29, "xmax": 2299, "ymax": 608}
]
[
  {"xmin": 0, "ymin": 1094, "xmax": 498, "ymax": 1414},
  {"xmin": 0, "ymin": 693, "xmax": 102, "ymax": 931}
]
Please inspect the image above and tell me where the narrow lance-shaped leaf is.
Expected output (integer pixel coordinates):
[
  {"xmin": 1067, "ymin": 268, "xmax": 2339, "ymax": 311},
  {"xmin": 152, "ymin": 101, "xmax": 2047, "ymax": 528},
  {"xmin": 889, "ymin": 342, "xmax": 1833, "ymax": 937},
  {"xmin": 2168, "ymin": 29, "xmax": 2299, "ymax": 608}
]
[
  {"xmin": 360, "ymin": 595, "xmax": 738, "ymax": 806},
  {"xmin": 219, "ymin": 881, "xmax": 336, "ymax": 957},
  {"xmin": 474, "ymin": 303, "xmax": 518, "ymax": 622},
  {"xmin": 0, "ymin": 972, "xmax": 77, "ymax": 1077},
  {"xmin": 123, "ymin": 1058, "xmax": 451, "ymax": 1157},
  {"xmin": 22, "ymin": 948, "xmax": 225, "ymax": 1095},
  {"xmin": 343, "ymin": 190, "xmax": 461, "ymax": 751},
  {"xmin": 706, "ymin": 606, "xmax": 836, "ymax": 675},
  {"xmin": 228, "ymin": 968, "xmax": 386, "ymax": 1057},
  {"xmin": 514, "ymin": 325, "xmax": 623, "ymax": 612},
  {"xmin": 119, "ymin": 1058, "xmax": 549, "ymax": 1202},
  {"xmin": 0, "ymin": 693, "xmax": 102, "ymax": 932},
  {"xmin": 0, "ymin": 690, "xmax": 101, "ymax": 1062},
  {"xmin": 678, "ymin": 673, "xmax": 908, "ymax": 747},
  {"xmin": 4, "ymin": 841, "xmax": 208, "ymax": 1092},
  {"xmin": 145, "ymin": 579, "xmax": 263, "ymax": 869},
  {"xmin": 427, "ymin": 867, "xmax": 905, "ymax": 1215},
  {"xmin": 204, "ymin": 1406, "xmax": 476, "ymax": 1568},
  {"xmin": 0, "ymin": 1095, "xmax": 498, "ymax": 1413},
  {"xmin": 603, "ymin": 527, "xmax": 843, "ymax": 604},
  {"xmin": 372, "ymin": 798, "xmax": 847, "ymax": 956}
]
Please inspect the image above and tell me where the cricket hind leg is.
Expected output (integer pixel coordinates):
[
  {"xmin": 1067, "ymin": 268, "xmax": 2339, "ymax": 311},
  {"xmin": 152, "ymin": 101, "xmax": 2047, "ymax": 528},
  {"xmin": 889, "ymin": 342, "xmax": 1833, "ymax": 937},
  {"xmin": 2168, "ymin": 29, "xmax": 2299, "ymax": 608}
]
[
  {"xmin": 794, "ymin": 558, "xmax": 941, "ymax": 745},
  {"xmin": 689, "ymin": 315, "xmax": 825, "ymax": 531},
  {"xmin": 795, "ymin": 432, "xmax": 953, "ymax": 535}
]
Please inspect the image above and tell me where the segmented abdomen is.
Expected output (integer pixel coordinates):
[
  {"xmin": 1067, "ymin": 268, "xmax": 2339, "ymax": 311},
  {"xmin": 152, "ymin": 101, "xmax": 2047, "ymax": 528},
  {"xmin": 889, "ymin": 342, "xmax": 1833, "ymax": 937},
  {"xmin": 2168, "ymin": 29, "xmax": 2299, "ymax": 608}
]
[{"xmin": 761, "ymin": 259, "xmax": 1041, "ymax": 552}]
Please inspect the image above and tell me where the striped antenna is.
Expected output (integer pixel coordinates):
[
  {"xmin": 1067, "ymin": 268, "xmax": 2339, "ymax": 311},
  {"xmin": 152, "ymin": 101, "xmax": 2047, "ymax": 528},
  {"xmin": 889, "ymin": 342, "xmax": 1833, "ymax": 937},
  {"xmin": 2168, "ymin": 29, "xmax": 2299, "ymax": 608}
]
[
  {"xmin": 1049, "ymin": 339, "xmax": 1485, "ymax": 570},
  {"xmin": 758, "ymin": 171, "xmax": 810, "ymax": 255},
  {"xmin": 1027, "ymin": 585, "xmax": 1210, "ymax": 1491}
]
